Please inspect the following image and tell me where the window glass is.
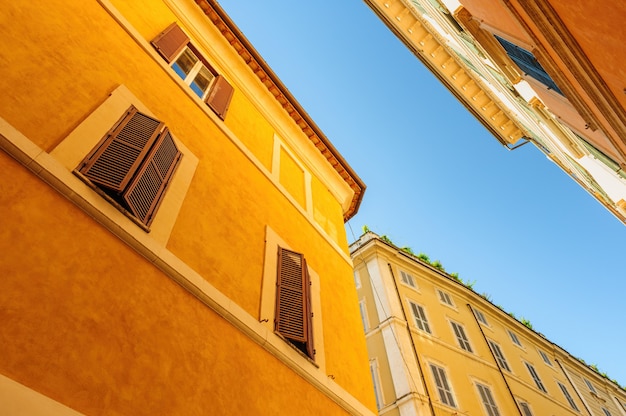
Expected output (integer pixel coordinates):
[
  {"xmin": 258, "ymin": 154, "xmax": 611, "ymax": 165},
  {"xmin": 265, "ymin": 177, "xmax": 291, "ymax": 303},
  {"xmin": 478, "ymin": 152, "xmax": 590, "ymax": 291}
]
[
  {"xmin": 190, "ymin": 66, "xmax": 214, "ymax": 98},
  {"xmin": 430, "ymin": 364, "xmax": 456, "ymax": 408},
  {"xmin": 172, "ymin": 48, "xmax": 198, "ymax": 79},
  {"xmin": 558, "ymin": 382, "xmax": 579, "ymax": 411},
  {"xmin": 451, "ymin": 321, "xmax": 472, "ymax": 352},
  {"xmin": 410, "ymin": 301, "xmax": 431, "ymax": 334}
]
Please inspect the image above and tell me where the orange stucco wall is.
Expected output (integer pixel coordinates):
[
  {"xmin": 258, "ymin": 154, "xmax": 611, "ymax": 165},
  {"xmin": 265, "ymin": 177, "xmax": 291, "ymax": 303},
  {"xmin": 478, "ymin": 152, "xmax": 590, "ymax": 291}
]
[
  {"xmin": 547, "ymin": 0, "xmax": 626, "ymax": 111},
  {"xmin": 459, "ymin": 0, "xmax": 532, "ymax": 46},
  {"xmin": 0, "ymin": 0, "xmax": 375, "ymax": 413},
  {"xmin": 0, "ymin": 152, "xmax": 352, "ymax": 415}
]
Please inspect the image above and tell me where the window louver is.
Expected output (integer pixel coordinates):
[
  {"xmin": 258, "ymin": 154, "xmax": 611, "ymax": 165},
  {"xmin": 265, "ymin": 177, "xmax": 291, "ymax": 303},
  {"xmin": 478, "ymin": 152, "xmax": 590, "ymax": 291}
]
[{"xmin": 275, "ymin": 247, "xmax": 314, "ymax": 358}]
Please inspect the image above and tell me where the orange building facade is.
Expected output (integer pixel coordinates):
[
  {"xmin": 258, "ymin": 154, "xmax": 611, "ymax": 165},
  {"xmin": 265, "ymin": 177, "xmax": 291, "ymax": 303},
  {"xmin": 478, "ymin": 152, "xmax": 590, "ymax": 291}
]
[{"xmin": 0, "ymin": 0, "xmax": 376, "ymax": 414}]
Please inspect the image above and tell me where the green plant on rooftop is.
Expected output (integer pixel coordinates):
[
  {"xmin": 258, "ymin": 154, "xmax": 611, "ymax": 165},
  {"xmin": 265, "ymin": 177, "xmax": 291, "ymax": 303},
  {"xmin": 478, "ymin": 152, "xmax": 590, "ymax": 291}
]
[
  {"xmin": 431, "ymin": 260, "xmax": 445, "ymax": 271},
  {"xmin": 362, "ymin": 225, "xmax": 370, "ymax": 233},
  {"xmin": 380, "ymin": 235, "xmax": 393, "ymax": 244},
  {"xmin": 520, "ymin": 318, "xmax": 533, "ymax": 330},
  {"xmin": 417, "ymin": 252, "xmax": 430, "ymax": 263},
  {"xmin": 401, "ymin": 246, "xmax": 414, "ymax": 255}
]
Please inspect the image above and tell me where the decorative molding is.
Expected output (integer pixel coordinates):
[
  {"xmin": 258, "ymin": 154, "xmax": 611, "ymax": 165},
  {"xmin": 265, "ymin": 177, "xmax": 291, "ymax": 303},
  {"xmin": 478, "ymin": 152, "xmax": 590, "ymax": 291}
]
[{"xmin": 194, "ymin": 0, "xmax": 365, "ymax": 220}]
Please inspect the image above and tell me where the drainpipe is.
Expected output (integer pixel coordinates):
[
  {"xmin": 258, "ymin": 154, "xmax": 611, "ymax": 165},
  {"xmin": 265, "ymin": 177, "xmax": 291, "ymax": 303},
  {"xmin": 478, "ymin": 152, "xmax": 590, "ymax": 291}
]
[
  {"xmin": 467, "ymin": 303, "xmax": 523, "ymax": 416},
  {"xmin": 388, "ymin": 263, "xmax": 436, "ymax": 416},
  {"xmin": 554, "ymin": 358, "xmax": 593, "ymax": 416}
]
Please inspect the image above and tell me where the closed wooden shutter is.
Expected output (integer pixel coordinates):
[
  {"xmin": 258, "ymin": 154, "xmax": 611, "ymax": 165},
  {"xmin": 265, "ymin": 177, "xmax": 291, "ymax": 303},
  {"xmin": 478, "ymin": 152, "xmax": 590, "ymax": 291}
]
[
  {"xmin": 206, "ymin": 75, "xmax": 234, "ymax": 120},
  {"xmin": 151, "ymin": 23, "xmax": 189, "ymax": 63},
  {"xmin": 79, "ymin": 106, "xmax": 164, "ymax": 192},
  {"xmin": 123, "ymin": 128, "xmax": 182, "ymax": 226},
  {"xmin": 275, "ymin": 247, "xmax": 313, "ymax": 358}
]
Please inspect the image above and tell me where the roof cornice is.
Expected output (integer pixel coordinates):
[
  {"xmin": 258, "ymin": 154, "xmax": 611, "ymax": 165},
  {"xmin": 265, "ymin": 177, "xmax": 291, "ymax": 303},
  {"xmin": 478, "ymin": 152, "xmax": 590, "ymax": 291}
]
[{"xmin": 194, "ymin": 0, "xmax": 365, "ymax": 220}]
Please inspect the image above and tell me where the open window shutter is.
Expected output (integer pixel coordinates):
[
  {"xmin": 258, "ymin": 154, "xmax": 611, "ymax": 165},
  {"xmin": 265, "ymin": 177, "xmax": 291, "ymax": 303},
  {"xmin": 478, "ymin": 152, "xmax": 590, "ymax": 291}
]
[
  {"xmin": 151, "ymin": 23, "xmax": 189, "ymax": 63},
  {"xmin": 79, "ymin": 106, "xmax": 163, "ymax": 192},
  {"xmin": 205, "ymin": 75, "xmax": 234, "ymax": 120},
  {"xmin": 122, "ymin": 128, "xmax": 182, "ymax": 226},
  {"xmin": 275, "ymin": 247, "xmax": 309, "ymax": 344}
]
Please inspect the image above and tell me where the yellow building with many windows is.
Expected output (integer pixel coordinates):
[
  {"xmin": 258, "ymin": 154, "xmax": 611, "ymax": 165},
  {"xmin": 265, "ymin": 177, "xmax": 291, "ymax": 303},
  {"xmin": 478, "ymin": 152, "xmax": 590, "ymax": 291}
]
[
  {"xmin": 352, "ymin": 232, "xmax": 626, "ymax": 416},
  {"xmin": 0, "ymin": 0, "xmax": 376, "ymax": 414}
]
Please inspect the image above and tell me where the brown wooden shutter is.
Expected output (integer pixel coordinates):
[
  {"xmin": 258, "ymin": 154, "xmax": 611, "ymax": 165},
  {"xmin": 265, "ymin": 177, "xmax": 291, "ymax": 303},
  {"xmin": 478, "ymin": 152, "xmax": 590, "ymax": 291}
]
[
  {"xmin": 151, "ymin": 23, "xmax": 189, "ymax": 63},
  {"xmin": 79, "ymin": 106, "xmax": 164, "ymax": 192},
  {"xmin": 206, "ymin": 75, "xmax": 234, "ymax": 120},
  {"xmin": 122, "ymin": 128, "xmax": 182, "ymax": 226},
  {"xmin": 276, "ymin": 247, "xmax": 312, "ymax": 355}
]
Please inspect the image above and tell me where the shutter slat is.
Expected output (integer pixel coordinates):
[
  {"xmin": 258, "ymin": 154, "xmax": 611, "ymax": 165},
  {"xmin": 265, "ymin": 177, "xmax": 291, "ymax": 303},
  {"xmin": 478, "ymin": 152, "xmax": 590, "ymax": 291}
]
[
  {"xmin": 206, "ymin": 75, "xmax": 234, "ymax": 120},
  {"xmin": 275, "ymin": 248, "xmax": 308, "ymax": 343},
  {"xmin": 151, "ymin": 23, "xmax": 190, "ymax": 63},
  {"xmin": 123, "ymin": 129, "xmax": 182, "ymax": 226},
  {"xmin": 80, "ymin": 107, "xmax": 163, "ymax": 192}
]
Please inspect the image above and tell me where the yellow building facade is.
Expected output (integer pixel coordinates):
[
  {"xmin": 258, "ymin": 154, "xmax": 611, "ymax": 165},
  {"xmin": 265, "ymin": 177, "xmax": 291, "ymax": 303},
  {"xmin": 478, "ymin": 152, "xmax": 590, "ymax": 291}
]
[
  {"xmin": 0, "ymin": 0, "xmax": 376, "ymax": 414},
  {"xmin": 352, "ymin": 232, "xmax": 626, "ymax": 416}
]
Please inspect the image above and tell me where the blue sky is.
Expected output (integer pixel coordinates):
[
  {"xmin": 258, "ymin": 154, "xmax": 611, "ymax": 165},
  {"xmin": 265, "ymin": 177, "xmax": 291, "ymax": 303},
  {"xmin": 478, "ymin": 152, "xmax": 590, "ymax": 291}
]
[{"xmin": 218, "ymin": 0, "xmax": 626, "ymax": 386}]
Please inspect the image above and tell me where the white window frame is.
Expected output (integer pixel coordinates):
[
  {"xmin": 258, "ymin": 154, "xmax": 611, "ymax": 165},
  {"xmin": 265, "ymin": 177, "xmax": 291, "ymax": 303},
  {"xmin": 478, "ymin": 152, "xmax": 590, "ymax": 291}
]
[
  {"xmin": 557, "ymin": 381, "xmax": 579, "ymax": 411},
  {"xmin": 399, "ymin": 269, "xmax": 417, "ymax": 289},
  {"xmin": 475, "ymin": 309, "xmax": 489, "ymax": 325},
  {"xmin": 370, "ymin": 359, "xmax": 384, "ymax": 410},
  {"xmin": 583, "ymin": 377, "xmax": 596, "ymax": 393},
  {"xmin": 437, "ymin": 289, "xmax": 454, "ymax": 306},
  {"xmin": 488, "ymin": 340, "xmax": 511, "ymax": 372},
  {"xmin": 538, "ymin": 349, "xmax": 552, "ymax": 366},
  {"xmin": 359, "ymin": 299, "xmax": 369, "ymax": 332},
  {"xmin": 354, "ymin": 271, "xmax": 362, "ymax": 289},
  {"xmin": 429, "ymin": 363, "xmax": 457, "ymax": 408},
  {"xmin": 450, "ymin": 321, "xmax": 473, "ymax": 353},
  {"xmin": 476, "ymin": 382, "xmax": 501, "ymax": 416},
  {"xmin": 508, "ymin": 330, "xmax": 523, "ymax": 347},
  {"xmin": 171, "ymin": 46, "xmax": 216, "ymax": 100},
  {"xmin": 408, "ymin": 300, "xmax": 431, "ymax": 334},
  {"xmin": 518, "ymin": 401, "xmax": 533, "ymax": 416},
  {"xmin": 524, "ymin": 362, "xmax": 547, "ymax": 393}
]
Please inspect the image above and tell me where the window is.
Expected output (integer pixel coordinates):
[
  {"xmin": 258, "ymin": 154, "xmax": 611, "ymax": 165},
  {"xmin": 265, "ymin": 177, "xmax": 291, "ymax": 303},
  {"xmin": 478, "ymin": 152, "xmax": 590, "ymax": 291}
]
[
  {"xmin": 495, "ymin": 35, "xmax": 562, "ymax": 94},
  {"xmin": 538, "ymin": 350, "xmax": 552, "ymax": 366},
  {"xmin": 437, "ymin": 289, "xmax": 454, "ymax": 306},
  {"xmin": 400, "ymin": 270, "xmax": 417, "ymax": 288},
  {"xmin": 275, "ymin": 247, "xmax": 314, "ymax": 359},
  {"xmin": 152, "ymin": 23, "xmax": 234, "ymax": 119},
  {"xmin": 508, "ymin": 330, "xmax": 523, "ymax": 347},
  {"xmin": 409, "ymin": 301, "xmax": 431, "ymax": 334},
  {"xmin": 354, "ymin": 271, "xmax": 362, "ymax": 289},
  {"xmin": 172, "ymin": 47, "xmax": 215, "ymax": 98},
  {"xmin": 370, "ymin": 359, "xmax": 384, "ymax": 410},
  {"xmin": 476, "ymin": 383, "xmax": 500, "ymax": 416},
  {"xmin": 518, "ymin": 401, "xmax": 533, "ymax": 416},
  {"xmin": 359, "ymin": 299, "xmax": 369, "ymax": 332},
  {"xmin": 583, "ymin": 378, "xmax": 596, "ymax": 393},
  {"xmin": 558, "ymin": 382, "xmax": 579, "ymax": 411},
  {"xmin": 450, "ymin": 321, "xmax": 473, "ymax": 352},
  {"xmin": 77, "ymin": 106, "xmax": 182, "ymax": 227},
  {"xmin": 475, "ymin": 309, "xmax": 489, "ymax": 325},
  {"xmin": 488, "ymin": 340, "xmax": 511, "ymax": 372},
  {"xmin": 601, "ymin": 408, "xmax": 612, "ymax": 416},
  {"xmin": 524, "ymin": 362, "xmax": 547, "ymax": 393},
  {"xmin": 430, "ymin": 364, "xmax": 456, "ymax": 408}
]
